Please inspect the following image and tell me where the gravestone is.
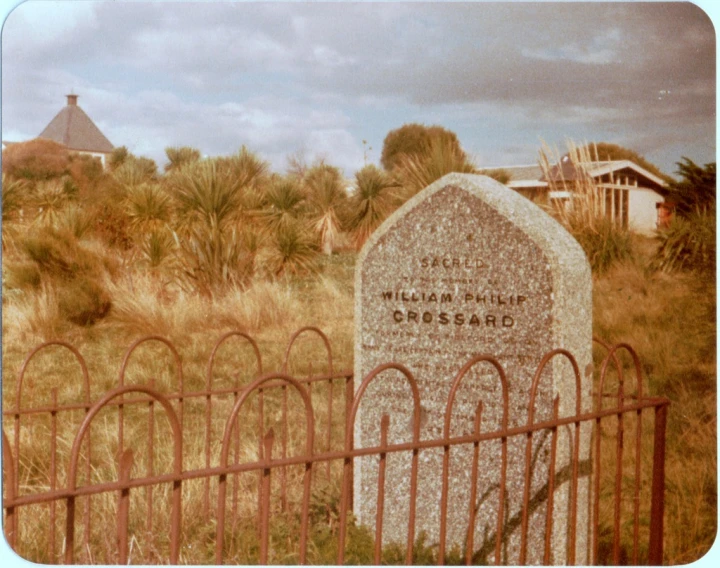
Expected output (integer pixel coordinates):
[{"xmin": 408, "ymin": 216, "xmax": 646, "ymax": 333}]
[{"xmin": 354, "ymin": 173, "xmax": 592, "ymax": 563}]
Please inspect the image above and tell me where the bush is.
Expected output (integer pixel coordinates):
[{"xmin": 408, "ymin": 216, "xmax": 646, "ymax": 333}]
[
  {"xmin": 569, "ymin": 217, "xmax": 634, "ymax": 274},
  {"xmin": 2, "ymin": 138, "xmax": 70, "ymax": 180},
  {"xmin": 57, "ymin": 276, "xmax": 112, "ymax": 325},
  {"xmin": 18, "ymin": 227, "xmax": 114, "ymax": 326},
  {"xmin": 381, "ymin": 123, "xmax": 465, "ymax": 172},
  {"xmin": 652, "ymin": 210, "xmax": 716, "ymax": 274}
]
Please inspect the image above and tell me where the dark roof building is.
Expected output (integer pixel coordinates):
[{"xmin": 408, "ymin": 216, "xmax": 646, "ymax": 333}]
[{"xmin": 38, "ymin": 94, "xmax": 113, "ymax": 164}]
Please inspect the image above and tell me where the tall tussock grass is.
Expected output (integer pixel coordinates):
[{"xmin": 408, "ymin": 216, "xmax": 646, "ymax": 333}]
[{"xmin": 539, "ymin": 141, "xmax": 633, "ymax": 273}]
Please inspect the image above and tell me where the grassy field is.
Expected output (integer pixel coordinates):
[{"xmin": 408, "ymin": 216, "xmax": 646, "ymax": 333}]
[{"xmin": 2, "ymin": 236, "xmax": 716, "ymax": 564}]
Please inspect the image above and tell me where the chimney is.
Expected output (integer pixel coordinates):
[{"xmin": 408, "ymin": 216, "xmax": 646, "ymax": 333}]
[{"xmin": 66, "ymin": 94, "xmax": 78, "ymax": 106}]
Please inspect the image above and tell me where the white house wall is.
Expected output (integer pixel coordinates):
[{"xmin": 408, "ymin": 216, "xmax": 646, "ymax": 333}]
[{"xmin": 629, "ymin": 188, "xmax": 664, "ymax": 235}]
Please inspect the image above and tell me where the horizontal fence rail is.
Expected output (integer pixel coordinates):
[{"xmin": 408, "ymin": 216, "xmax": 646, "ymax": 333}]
[{"xmin": 2, "ymin": 331, "xmax": 669, "ymax": 565}]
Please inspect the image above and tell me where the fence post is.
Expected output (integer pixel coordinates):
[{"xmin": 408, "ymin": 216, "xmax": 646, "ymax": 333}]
[{"xmin": 648, "ymin": 402, "xmax": 668, "ymax": 565}]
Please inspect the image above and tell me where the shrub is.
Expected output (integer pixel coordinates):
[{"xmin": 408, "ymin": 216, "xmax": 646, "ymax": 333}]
[
  {"xmin": 56, "ymin": 276, "xmax": 112, "ymax": 325},
  {"xmin": 2, "ymin": 138, "xmax": 70, "ymax": 180},
  {"xmin": 18, "ymin": 227, "xmax": 114, "ymax": 326},
  {"xmin": 652, "ymin": 210, "xmax": 716, "ymax": 274},
  {"xmin": 381, "ymin": 123, "xmax": 465, "ymax": 172}
]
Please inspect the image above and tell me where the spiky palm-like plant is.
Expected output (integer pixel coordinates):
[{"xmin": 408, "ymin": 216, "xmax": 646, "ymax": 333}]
[
  {"xmin": 259, "ymin": 176, "xmax": 307, "ymax": 232},
  {"xmin": 173, "ymin": 224, "xmax": 256, "ymax": 297},
  {"xmin": 215, "ymin": 146, "xmax": 270, "ymax": 190},
  {"xmin": 124, "ymin": 182, "xmax": 173, "ymax": 234},
  {"xmin": 348, "ymin": 165, "xmax": 399, "ymax": 249},
  {"xmin": 112, "ymin": 157, "xmax": 157, "ymax": 189},
  {"xmin": 263, "ymin": 219, "xmax": 318, "ymax": 277},
  {"xmin": 394, "ymin": 138, "xmax": 476, "ymax": 202},
  {"xmin": 164, "ymin": 146, "xmax": 201, "ymax": 173},
  {"xmin": 304, "ymin": 163, "xmax": 348, "ymax": 254},
  {"xmin": 32, "ymin": 179, "xmax": 68, "ymax": 228},
  {"xmin": 166, "ymin": 159, "xmax": 244, "ymax": 233}
]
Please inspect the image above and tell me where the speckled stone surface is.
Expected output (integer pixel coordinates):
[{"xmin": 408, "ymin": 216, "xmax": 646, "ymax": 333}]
[{"xmin": 354, "ymin": 173, "xmax": 592, "ymax": 564}]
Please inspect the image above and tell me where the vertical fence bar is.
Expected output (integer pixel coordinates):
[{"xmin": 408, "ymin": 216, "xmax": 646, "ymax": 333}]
[
  {"xmin": 146, "ymin": 379, "xmax": 156, "ymax": 548},
  {"xmin": 613, "ymin": 406, "xmax": 625, "ymax": 564},
  {"xmin": 632, "ymin": 407, "xmax": 643, "ymax": 564},
  {"xmin": 519, "ymin": 418, "xmax": 534, "ymax": 564},
  {"xmin": 327, "ymin": 378, "xmax": 333, "ymax": 479},
  {"xmin": 49, "ymin": 388, "xmax": 58, "ymax": 561},
  {"xmin": 543, "ymin": 398, "xmax": 560, "ymax": 565},
  {"xmin": 257, "ymin": 387, "xmax": 265, "ymax": 537},
  {"xmin": 648, "ymin": 403, "xmax": 668, "ymax": 565},
  {"xmin": 260, "ymin": 429, "xmax": 274, "ymax": 565},
  {"xmin": 117, "ymin": 450, "xmax": 133, "ymax": 565},
  {"xmin": 281, "ymin": 385, "xmax": 288, "ymax": 512},
  {"xmin": 346, "ymin": 374, "xmax": 354, "ymax": 512},
  {"xmin": 2, "ymin": 430, "xmax": 17, "ymax": 551},
  {"xmin": 374, "ymin": 415, "xmax": 390, "ymax": 565},
  {"xmin": 465, "ymin": 401, "xmax": 483, "ymax": 565}
]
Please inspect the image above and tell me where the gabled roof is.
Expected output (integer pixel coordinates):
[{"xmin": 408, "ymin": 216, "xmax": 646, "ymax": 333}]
[
  {"xmin": 38, "ymin": 94, "xmax": 113, "ymax": 154},
  {"xmin": 543, "ymin": 156, "xmax": 666, "ymax": 190},
  {"xmin": 482, "ymin": 164, "xmax": 548, "ymax": 189}
]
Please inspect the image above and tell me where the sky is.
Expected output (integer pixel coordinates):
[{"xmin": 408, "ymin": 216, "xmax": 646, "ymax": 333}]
[{"xmin": 0, "ymin": 1, "xmax": 716, "ymax": 179}]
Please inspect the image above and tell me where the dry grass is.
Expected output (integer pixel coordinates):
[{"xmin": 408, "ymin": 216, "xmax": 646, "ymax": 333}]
[{"xmin": 1, "ymin": 232, "xmax": 715, "ymax": 564}]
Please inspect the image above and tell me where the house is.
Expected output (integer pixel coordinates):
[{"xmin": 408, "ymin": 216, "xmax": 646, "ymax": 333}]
[
  {"xmin": 37, "ymin": 94, "xmax": 113, "ymax": 167},
  {"xmin": 486, "ymin": 158, "xmax": 669, "ymax": 235}
]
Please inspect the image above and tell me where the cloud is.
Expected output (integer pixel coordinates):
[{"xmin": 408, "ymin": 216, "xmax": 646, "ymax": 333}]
[{"xmin": 1, "ymin": 1, "xmax": 714, "ymax": 176}]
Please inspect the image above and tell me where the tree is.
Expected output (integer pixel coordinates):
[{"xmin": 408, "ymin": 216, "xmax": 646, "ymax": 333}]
[
  {"xmin": 380, "ymin": 124, "xmax": 465, "ymax": 172},
  {"xmin": 667, "ymin": 158, "xmax": 716, "ymax": 217},
  {"xmin": 580, "ymin": 142, "xmax": 671, "ymax": 182}
]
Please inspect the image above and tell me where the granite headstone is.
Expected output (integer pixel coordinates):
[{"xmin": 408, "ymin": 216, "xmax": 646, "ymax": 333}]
[{"xmin": 354, "ymin": 173, "xmax": 593, "ymax": 563}]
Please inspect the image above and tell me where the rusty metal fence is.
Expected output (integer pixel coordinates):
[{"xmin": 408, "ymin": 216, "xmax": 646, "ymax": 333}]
[{"xmin": 2, "ymin": 329, "xmax": 669, "ymax": 565}]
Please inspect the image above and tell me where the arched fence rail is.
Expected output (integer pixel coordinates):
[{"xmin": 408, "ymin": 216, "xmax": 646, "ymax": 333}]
[{"xmin": 2, "ymin": 331, "xmax": 669, "ymax": 565}]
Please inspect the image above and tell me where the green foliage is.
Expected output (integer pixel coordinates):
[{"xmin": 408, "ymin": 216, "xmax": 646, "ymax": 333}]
[
  {"xmin": 348, "ymin": 165, "xmax": 399, "ymax": 249},
  {"xmin": 652, "ymin": 210, "xmax": 716, "ymax": 274},
  {"xmin": 381, "ymin": 124, "xmax": 465, "ymax": 172},
  {"xmin": 666, "ymin": 158, "xmax": 716, "ymax": 217},
  {"xmin": 394, "ymin": 137, "xmax": 476, "ymax": 201}
]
